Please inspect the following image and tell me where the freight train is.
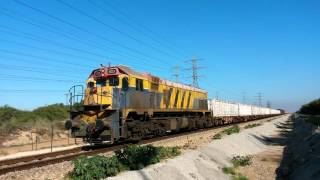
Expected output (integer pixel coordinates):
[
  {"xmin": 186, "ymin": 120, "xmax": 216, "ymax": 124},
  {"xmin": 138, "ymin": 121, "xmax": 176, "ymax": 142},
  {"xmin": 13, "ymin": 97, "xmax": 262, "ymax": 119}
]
[{"xmin": 65, "ymin": 65, "xmax": 282, "ymax": 144}]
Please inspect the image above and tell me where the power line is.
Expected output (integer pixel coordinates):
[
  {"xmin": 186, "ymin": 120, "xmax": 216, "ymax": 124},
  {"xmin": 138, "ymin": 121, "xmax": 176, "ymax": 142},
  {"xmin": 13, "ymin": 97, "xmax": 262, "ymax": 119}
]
[
  {"xmin": 172, "ymin": 66, "xmax": 180, "ymax": 82},
  {"xmin": 0, "ymin": 49, "xmax": 88, "ymax": 71},
  {"xmin": 56, "ymin": 0, "xmax": 181, "ymax": 60},
  {"xmin": 99, "ymin": 0, "xmax": 192, "ymax": 57},
  {"xmin": 255, "ymin": 92, "xmax": 263, "ymax": 107},
  {"xmin": 184, "ymin": 58, "xmax": 203, "ymax": 88},
  {"xmin": 88, "ymin": 0, "xmax": 188, "ymax": 58},
  {"xmin": 0, "ymin": 25, "xmax": 107, "ymax": 64},
  {"xmin": 0, "ymin": 8, "xmax": 169, "ymax": 68},
  {"xmin": 0, "ymin": 26, "xmax": 168, "ymax": 72},
  {"xmin": 13, "ymin": 0, "xmax": 176, "ymax": 67},
  {"xmin": 215, "ymin": 91, "xmax": 219, "ymax": 99},
  {"xmin": 266, "ymin": 101, "xmax": 271, "ymax": 108},
  {"xmin": 0, "ymin": 38, "xmax": 99, "ymax": 67},
  {"xmin": 242, "ymin": 91, "xmax": 246, "ymax": 104},
  {"xmin": 0, "ymin": 73, "xmax": 83, "ymax": 83},
  {"xmin": 0, "ymin": 64, "xmax": 84, "ymax": 79},
  {"xmin": 0, "ymin": 18, "xmax": 171, "ymax": 72},
  {"xmin": 0, "ymin": 89, "xmax": 66, "ymax": 93}
]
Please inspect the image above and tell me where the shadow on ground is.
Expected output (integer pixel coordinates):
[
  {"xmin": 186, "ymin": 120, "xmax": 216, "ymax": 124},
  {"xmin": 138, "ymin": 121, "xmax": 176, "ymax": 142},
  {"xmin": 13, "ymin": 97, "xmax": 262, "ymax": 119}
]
[{"xmin": 252, "ymin": 115, "xmax": 320, "ymax": 180}]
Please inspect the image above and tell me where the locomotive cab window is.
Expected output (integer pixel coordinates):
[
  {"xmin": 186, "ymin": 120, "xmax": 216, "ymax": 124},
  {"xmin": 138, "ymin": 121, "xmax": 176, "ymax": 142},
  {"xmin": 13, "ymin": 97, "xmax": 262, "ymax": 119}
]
[
  {"xmin": 108, "ymin": 76, "xmax": 119, "ymax": 86},
  {"xmin": 135, "ymin": 79, "xmax": 143, "ymax": 91},
  {"xmin": 96, "ymin": 79, "xmax": 106, "ymax": 86},
  {"xmin": 122, "ymin": 77, "xmax": 129, "ymax": 91},
  {"xmin": 87, "ymin": 82, "xmax": 94, "ymax": 88}
]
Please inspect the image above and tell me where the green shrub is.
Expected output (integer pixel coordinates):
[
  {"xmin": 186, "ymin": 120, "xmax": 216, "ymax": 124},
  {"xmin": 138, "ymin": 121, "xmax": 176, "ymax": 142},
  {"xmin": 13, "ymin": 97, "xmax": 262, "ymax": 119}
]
[
  {"xmin": 298, "ymin": 98, "xmax": 320, "ymax": 115},
  {"xmin": 0, "ymin": 104, "xmax": 68, "ymax": 134},
  {"xmin": 232, "ymin": 174, "xmax": 248, "ymax": 180},
  {"xmin": 223, "ymin": 125, "xmax": 240, "ymax": 135},
  {"xmin": 33, "ymin": 104, "xmax": 68, "ymax": 121},
  {"xmin": 306, "ymin": 116, "xmax": 320, "ymax": 126},
  {"xmin": 222, "ymin": 166, "xmax": 235, "ymax": 175},
  {"xmin": 231, "ymin": 156, "xmax": 252, "ymax": 167},
  {"xmin": 70, "ymin": 145, "xmax": 181, "ymax": 179},
  {"xmin": 157, "ymin": 146, "xmax": 181, "ymax": 159},
  {"xmin": 115, "ymin": 145, "xmax": 180, "ymax": 170},
  {"xmin": 213, "ymin": 133, "xmax": 222, "ymax": 139},
  {"xmin": 244, "ymin": 123, "xmax": 261, "ymax": 129},
  {"xmin": 70, "ymin": 155, "xmax": 125, "ymax": 180}
]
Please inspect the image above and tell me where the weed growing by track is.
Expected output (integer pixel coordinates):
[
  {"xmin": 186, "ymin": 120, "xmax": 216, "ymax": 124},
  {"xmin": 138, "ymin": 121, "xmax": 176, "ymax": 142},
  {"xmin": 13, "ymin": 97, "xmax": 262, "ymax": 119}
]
[
  {"xmin": 212, "ymin": 125, "xmax": 240, "ymax": 141},
  {"xmin": 212, "ymin": 133, "xmax": 222, "ymax": 139},
  {"xmin": 232, "ymin": 174, "xmax": 248, "ymax": 180},
  {"xmin": 244, "ymin": 123, "xmax": 262, "ymax": 129},
  {"xmin": 222, "ymin": 155, "xmax": 251, "ymax": 180},
  {"xmin": 69, "ymin": 145, "xmax": 181, "ymax": 180},
  {"xmin": 223, "ymin": 125, "xmax": 240, "ymax": 135},
  {"xmin": 222, "ymin": 166, "xmax": 236, "ymax": 175},
  {"xmin": 231, "ymin": 155, "xmax": 252, "ymax": 167}
]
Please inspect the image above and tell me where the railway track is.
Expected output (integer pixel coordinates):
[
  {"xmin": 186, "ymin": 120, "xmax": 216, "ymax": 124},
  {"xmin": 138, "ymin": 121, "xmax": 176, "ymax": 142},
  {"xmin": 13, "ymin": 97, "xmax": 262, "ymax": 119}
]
[{"xmin": 0, "ymin": 115, "xmax": 284, "ymax": 175}]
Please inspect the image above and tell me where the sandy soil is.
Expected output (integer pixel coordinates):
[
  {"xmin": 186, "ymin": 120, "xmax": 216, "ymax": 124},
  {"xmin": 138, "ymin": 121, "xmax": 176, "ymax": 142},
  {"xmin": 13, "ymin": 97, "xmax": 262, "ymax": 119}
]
[
  {"xmin": 0, "ymin": 115, "xmax": 288, "ymax": 180},
  {"xmin": 0, "ymin": 129, "xmax": 85, "ymax": 158},
  {"xmin": 237, "ymin": 146, "xmax": 284, "ymax": 180}
]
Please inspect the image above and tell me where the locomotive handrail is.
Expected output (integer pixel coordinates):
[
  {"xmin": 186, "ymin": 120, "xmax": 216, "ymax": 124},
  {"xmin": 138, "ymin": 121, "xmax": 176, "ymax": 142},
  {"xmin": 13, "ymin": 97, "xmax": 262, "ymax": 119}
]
[{"xmin": 68, "ymin": 85, "xmax": 84, "ymax": 112}]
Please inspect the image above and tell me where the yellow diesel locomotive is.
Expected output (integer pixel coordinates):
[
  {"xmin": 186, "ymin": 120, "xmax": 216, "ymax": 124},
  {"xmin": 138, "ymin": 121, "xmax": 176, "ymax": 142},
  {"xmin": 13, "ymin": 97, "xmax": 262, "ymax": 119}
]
[{"xmin": 65, "ymin": 65, "xmax": 211, "ymax": 144}]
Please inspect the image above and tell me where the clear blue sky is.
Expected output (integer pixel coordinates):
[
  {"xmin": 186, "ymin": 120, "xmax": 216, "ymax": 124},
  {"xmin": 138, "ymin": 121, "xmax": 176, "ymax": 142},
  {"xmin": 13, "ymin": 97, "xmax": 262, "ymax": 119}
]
[{"xmin": 0, "ymin": 0, "xmax": 319, "ymax": 112}]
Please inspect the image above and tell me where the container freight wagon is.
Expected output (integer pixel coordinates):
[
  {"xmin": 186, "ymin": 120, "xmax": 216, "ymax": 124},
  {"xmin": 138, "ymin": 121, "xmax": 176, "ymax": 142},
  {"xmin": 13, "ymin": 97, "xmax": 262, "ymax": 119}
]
[{"xmin": 208, "ymin": 99, "xmax": 281, "ymax": 123}]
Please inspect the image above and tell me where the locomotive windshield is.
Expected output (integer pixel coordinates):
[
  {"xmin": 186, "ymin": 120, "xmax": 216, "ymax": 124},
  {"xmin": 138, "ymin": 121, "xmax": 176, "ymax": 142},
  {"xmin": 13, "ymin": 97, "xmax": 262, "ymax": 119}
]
[
  {"xmin": 96, "ymin": 79, "xmax": 106, "ymax": 86},
  {"xmin": 94, "ymin": 77, "xmax": 119, "ymax": 87},
  {"xmin": 108, "ymin": 76, "xmax": 119, "ymax": 86}
]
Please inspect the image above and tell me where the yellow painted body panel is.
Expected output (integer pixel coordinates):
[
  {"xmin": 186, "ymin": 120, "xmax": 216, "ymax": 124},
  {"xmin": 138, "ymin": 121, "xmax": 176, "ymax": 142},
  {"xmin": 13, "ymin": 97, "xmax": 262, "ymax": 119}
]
[{"xmin": 81, "ymin": 66, "xmax": 208, "ymax": 123}]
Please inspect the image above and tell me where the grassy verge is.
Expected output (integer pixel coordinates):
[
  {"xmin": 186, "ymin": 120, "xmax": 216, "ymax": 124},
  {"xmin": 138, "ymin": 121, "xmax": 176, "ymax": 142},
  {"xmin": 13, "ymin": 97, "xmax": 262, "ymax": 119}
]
[
  {"xmin": 223, "ymin": 125, "xmax": 240, "ymax": 135},
  {"xmin": 69, "ymin": 145, "xmax": 181, "ymax": 180},
  {"xmin": 212, "ymin": 125, "xmax": 241, "ymax": 141},
  {"xmin": 212, "ymin": 133, "xmax": 222, "ymax": 140},
  {"xmin": 222, "ymin": 155, "xmax": 252, "ymax": 180},
  {"xmin": 244, "ymin": 123, "xmax": 262, "ymax": 129}
]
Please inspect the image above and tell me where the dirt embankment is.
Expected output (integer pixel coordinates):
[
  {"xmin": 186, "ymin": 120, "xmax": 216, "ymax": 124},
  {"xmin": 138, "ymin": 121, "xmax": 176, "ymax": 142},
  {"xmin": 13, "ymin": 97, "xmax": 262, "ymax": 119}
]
[
  {"xmin": 108, "ymin": 115, "xmax": 290, "ymax": 180},
  {"xmin": 238, "ymin": 114, "xmax": 320, "ymax": 180},
  {"xmin": 275, "ymin": 115, "xmax": 320, "ymax": 180}
]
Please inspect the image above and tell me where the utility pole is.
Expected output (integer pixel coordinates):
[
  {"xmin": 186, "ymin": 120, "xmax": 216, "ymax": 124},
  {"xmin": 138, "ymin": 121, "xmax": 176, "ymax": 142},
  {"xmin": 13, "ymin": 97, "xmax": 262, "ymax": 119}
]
[
  {"xmin": 172, "ymin": 66, "xmax": 180, "ymax": 83},
  {"xmin": 65, "ymin": 93, "xmax": 69, "ymax": 106},
  {"xmin": 254, "ymin": 92, "xmax": 263, "ymax": 114},
  {"xmin": 242, "ymin": 92, "xmax": 246, "ymax": 104},
  {"xmin": 255, "ymin": 92, "xmax": 263, "ymax": 107},
  {"xmin": 215, "ymin": 91, "xmax": 219, "ymax": 100},
  {"xmin": 266, "ymin": 101, "xmax": 271, "ymax": 108},
  {"xmin": 185, "ymin": 58, "xmax": 203, "ymax": 87}
]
